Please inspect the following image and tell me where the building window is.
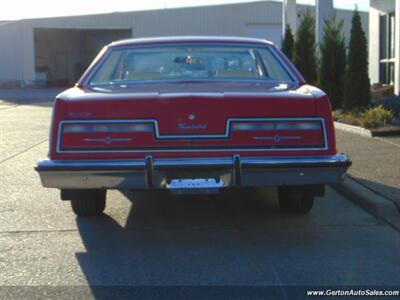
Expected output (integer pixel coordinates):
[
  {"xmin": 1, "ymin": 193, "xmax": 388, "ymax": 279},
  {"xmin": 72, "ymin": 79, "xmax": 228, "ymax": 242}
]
[{"xmin": 379, "ymin": 13, "xmax": 395, "ymax": 85}]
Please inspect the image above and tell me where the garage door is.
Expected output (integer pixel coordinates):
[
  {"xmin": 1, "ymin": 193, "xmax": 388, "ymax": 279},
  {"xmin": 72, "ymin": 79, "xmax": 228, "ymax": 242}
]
[{"xmin": 34, "ymin": 28, "xmax": 132, "ymax": 86}]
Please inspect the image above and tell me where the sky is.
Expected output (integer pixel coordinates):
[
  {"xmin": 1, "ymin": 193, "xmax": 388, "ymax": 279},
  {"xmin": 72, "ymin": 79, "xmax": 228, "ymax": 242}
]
[{"xmin": 0, "ymin": 0, "xmax": 369, "ymax": 21}]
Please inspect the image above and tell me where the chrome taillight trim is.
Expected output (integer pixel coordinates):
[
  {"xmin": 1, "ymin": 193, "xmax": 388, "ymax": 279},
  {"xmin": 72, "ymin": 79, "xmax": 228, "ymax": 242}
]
[{"xmin": 57, "ymin": 117, "xmax": 328, "ymax": 153}]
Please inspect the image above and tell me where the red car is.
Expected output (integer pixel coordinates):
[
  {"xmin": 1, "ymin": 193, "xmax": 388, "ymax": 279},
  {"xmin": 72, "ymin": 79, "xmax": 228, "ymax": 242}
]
[{"xmin": 35, "ymin": 36, "xmax": 351, "ymax": 217}]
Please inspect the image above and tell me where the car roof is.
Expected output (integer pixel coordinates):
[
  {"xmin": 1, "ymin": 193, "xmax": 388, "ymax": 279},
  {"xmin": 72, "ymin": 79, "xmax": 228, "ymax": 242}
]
[{"xmin": 110, "ymin": 36, "xmax": 274, "ymax": 47}]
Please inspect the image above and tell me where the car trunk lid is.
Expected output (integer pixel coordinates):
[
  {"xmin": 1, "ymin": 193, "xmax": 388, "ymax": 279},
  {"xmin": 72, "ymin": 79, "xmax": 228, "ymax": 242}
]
[{"xmin": 57, "ymin": 83, "xmax": 325, "ymax": 152}]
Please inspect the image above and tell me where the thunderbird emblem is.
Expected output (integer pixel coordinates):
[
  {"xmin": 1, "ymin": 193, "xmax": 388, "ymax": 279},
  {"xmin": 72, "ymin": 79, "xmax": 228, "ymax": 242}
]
[
  {"xmin": 179, "ymin": 123, "xmax": 208, "ymax": 130},
  {"xmin": 178, "ymin": 113, "xmax": 206, "ymax": 129}
]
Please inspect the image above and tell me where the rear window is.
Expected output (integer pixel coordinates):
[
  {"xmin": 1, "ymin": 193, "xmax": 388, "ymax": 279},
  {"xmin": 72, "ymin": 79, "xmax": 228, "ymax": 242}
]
[{"xmin": 88, "ymin": 44, "xmax": 294, "ymax": 85}]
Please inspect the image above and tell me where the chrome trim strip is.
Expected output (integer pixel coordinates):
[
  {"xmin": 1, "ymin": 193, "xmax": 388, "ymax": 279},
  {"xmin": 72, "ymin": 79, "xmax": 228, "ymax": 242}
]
[
  {"xmin": 154, "ymin": 157, "xmax": 233, "ymax": 167},
  {"xmin": 239, "ymin": 154, "xmax": 351, "ymax": 166},
  {"xmin": 83, "ymin": 137, "xmax": 133, "ymax": 143},
  {"xmin": 36, "ymin": 159, "xmax": 146, "ymax": 169},
  {"xmin": 253, "ymin": 135, "xmax": 301, "ymax": 141},
  {"xmin": 36, "ymin": 155, "xmax": 351, "ymax": 170},
  {"xmin": 110, "ymin": 37, "xmax": 275, "ymax": 48},
  {"xmin": 57, "ymin": 117, "xmax": 328, "ymax": 153},
  {"xmin": 160, "ymin": 92, "xmax": 224, "ymax": 98}
]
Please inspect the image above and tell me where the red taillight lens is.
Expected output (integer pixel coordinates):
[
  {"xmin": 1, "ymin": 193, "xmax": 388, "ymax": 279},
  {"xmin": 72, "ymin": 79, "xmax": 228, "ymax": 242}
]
[
  {"xmin": 232, "ymin": 121, "xmax": 322, "ymax": 131},
  {"xmin": 231, "ymin": 120, "xmax": 325, "ymax": 149},
  {"xmin": 58, "ymin": 119, "xmax": 327, "ymax": 152},
  {"xmin": 63, "ymin": 123, "xmax": 153, "ymax": 133},
  {"xmin": 60, "ymin": 122, "xmax": 154, "ymax": 151}
]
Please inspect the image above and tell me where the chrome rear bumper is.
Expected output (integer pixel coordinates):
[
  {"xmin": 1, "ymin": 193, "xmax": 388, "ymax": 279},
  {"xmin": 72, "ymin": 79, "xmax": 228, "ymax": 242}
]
[{"xmin": 35, "ymin": 155, "xmax": 351, "ymax": 189}]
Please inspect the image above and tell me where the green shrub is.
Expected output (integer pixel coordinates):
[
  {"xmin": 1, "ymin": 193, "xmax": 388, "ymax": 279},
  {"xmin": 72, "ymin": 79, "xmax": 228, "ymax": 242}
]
[
  {"xmin": 282, "ymin": 25, "xmax": 294, "ymax": 60},
  {"xmin": 359, "ymin": 106, "xmax": 394, "ymax": 129},
  {"xmin": 319, "ymin": 15, "xmax": 346, "ymax": 109},
  {"xmin": 333, "ymin": 110, "xmax": 361, "ymax": 126},
  {"xmin": 344, "ymin": 9, "xmax": 371, "ymax": 110}
]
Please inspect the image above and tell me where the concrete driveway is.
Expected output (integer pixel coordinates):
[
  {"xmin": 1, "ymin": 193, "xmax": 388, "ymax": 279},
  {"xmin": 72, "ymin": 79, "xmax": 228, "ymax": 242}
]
[{"xmin": 1, "ymin": 96, "xmax": 400, "ymax": 299}]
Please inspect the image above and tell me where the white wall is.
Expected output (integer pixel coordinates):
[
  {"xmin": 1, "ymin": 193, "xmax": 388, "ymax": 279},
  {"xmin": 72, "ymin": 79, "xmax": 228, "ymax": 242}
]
[
  {"xmin": 130, "ymin": 2, "xmax": 283, "ymax": 37},
  {"xmin": 0, "ymin": 0, "xmax": 368, "ymax": 85},
  {"xmin": 316, "ymin": 0, "xmax": 333, "ymax": 46},
  {"xmin": 0, "ymin": 22, "xmax": 35, "ymax": 86},
  {"xmin": 0, "ymin": 23, "xmax": 21, "ymax": 81},
  {"xmin": 297, "ymin": 5, "xmax": 369, "ymax": 44},
  {"xmin": 245, "ymin": 24, "xmax": 282, "ymax": 47},
  {"xmin": 283, "ymin": 0, "xmax": 297, "ymax": 34}
]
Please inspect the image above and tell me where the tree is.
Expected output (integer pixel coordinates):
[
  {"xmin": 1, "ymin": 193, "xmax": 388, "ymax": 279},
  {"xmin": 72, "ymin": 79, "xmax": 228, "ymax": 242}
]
[
  {"xmin": 344, "ymin": 9, "xmax": 371, "ymax": 110},
  {"xmin": 294, "ymin": 10, "xmax": 317, "ymax": 85},
  {"xmin": 319, "ymin": 15, "xmax": 346, "ymax": 109},
  {"xmin": 281, "ymin": 25, "xmax": 294, "ymax": 61}
]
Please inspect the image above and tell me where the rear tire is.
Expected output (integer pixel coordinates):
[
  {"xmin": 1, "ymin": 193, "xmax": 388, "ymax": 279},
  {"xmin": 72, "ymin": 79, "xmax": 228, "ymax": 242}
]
[
  {"xmin": 278, "ymin": 187, "xmax": 314, "ymax": 214},
  {"xmin": 70, "ymin": 190, "xmax": 106, "ymax": 217}
]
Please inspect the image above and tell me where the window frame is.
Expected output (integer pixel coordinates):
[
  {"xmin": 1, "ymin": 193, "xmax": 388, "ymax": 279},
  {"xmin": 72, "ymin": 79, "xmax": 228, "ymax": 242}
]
[{"xmin": 379, "ymin": 12, "xmax": 396, "ymax": 85}]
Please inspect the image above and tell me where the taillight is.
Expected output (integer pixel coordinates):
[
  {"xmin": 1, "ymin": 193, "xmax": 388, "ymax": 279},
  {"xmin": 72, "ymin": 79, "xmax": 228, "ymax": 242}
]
[
  {"xmin": 63, "ymin": 123, "xmax": 153, "ymax": 133},
  {"xmin": 57, "ymin": 118, "xmax": 327, "ymax": 152},
  {"xmin": 231, "ymin": 119, "xmax": 326, "ymax": 149},
  {"xmin": 232, "ymin": 121, "xmax": 322, "ymax": 131},
  {"xmin": 59, "ymin": 121, "xmax": 154, "ymax": 151}
]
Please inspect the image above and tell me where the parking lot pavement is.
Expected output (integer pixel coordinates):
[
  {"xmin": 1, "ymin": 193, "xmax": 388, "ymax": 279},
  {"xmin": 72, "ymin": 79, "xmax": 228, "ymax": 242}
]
[
  {"xmin": 336, "ymin": 129, "xmax": 400, "ymax": 206},
  {"xmin": 1, "ymin": 102, "xmax": 400, "ymax": 298},
  {"xmin": 0, "ymin": 88, "xmax": 63, "ymax": 104},
  {"xmin": 0, "ymin": 103, "xmax": 51, "ymax": 163},
  {"xmin": 380, "ymin": 135, "xmax": 400, "ymax": 147}
]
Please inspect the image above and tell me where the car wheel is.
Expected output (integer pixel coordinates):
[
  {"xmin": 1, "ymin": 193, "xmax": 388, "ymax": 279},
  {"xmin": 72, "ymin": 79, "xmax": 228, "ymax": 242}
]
[
  {"xmin": 70, "ymin": 190, "xmax": 106, "ymax": 217},
  {"xmin": 278, "ymin": 187, "xmax": 314, "ymax": 214}
]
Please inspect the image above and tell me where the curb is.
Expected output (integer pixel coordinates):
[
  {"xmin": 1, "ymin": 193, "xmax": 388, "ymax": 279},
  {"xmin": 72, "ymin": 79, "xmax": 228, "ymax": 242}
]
[
  {"xmin": 371, "ymin": 128, "xmax": 400, "ymax": 136},
  {"xmin": 334, "ymin": 122, "xmax": 372, "ymax": 137},
  {"xmin": 334, "ymin": 121, "xmax": 400, "ymax": 137},
  {"xmin": 332, "ymin": 176, "xmax": 400, "ymax": 231}
]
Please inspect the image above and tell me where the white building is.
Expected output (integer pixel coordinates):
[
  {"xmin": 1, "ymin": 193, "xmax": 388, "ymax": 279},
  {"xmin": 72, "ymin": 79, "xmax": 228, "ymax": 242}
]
[
  {"xmin": 0, "ymin": 0, "xmax": 366, "ymax": 87},
  {"xmin": 369, "ymin": 0, "xmax": 400, "ymax": 95}
]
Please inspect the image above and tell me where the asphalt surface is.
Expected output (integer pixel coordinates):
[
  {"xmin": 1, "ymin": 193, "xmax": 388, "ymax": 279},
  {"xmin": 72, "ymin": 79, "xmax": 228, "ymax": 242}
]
[
  {"xmin": 336, "ymin": 129, "xmax": 400, "ymax": 206},
  {"xmin": 1, "ymin": 99, "xmax": 400, "ymax": 299}
]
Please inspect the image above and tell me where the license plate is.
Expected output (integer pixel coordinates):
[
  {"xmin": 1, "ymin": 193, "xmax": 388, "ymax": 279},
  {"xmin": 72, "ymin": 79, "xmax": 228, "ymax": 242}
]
[{"xmin": 166, "ymin": 178, "xmax": 224, "ymax": 189}]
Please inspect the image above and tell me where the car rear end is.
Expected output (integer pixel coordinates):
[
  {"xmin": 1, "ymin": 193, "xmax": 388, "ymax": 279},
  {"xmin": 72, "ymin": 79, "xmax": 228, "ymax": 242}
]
[{"xmin": 35, "ymin": 37, "xmax": 351, "ymax": 216}]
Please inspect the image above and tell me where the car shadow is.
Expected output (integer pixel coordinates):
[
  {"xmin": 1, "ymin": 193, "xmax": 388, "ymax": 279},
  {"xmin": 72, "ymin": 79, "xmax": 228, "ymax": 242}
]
[{"xmin": 74, "ymin": 188, "xmax": 325, "ymax": 299}]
